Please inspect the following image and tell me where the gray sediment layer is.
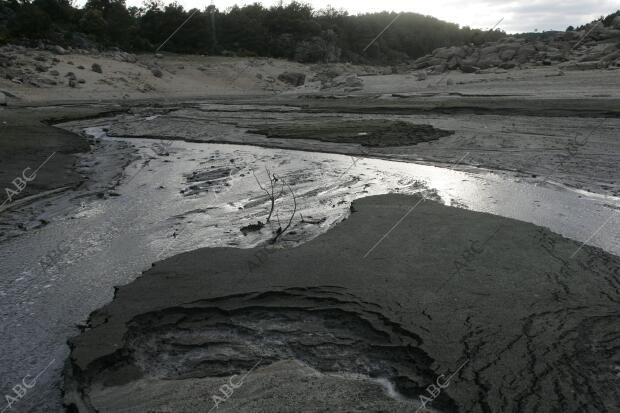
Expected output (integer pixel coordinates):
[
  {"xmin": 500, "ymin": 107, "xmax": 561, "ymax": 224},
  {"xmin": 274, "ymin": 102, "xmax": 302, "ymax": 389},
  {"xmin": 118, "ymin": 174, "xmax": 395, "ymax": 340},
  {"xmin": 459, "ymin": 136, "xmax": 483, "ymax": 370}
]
[{"xmin": 64, "ymin": 194, "xmax": 620, "ymax": 412}]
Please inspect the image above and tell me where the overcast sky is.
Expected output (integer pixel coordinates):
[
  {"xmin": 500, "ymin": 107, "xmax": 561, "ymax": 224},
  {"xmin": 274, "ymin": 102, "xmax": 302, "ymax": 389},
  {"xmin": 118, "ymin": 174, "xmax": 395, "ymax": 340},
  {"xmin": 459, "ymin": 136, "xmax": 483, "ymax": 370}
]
[{"xmin": 115, "ymin": 0, "xmax": 619, "ymax": 33}]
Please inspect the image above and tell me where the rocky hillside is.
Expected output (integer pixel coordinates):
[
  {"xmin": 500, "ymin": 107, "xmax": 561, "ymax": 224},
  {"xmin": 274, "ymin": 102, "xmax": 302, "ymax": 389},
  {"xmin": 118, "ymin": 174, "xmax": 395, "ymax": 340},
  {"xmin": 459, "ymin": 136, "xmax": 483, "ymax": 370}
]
[
  {"xmin": 413, "ymin": 19, "xmax": 620, "ymax": 74},
  {"xmin": 0, "ymin": 43, "xmax": 392, "ymax": 103}
]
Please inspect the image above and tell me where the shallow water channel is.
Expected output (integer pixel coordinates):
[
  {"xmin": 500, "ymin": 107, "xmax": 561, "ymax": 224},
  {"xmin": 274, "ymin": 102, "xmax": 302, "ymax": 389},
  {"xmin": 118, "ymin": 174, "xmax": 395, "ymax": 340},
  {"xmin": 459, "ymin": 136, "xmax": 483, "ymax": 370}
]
[{"xmin": 0, "ymin": 126, "xmax": 618, "ymax": 412}]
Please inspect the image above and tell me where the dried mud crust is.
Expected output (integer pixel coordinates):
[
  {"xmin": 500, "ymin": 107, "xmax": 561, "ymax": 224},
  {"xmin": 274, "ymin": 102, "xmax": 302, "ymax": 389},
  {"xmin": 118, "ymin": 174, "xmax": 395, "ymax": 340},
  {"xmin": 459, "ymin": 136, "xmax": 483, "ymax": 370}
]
[
  {"xmin": 64, "ymin": 195, "xmax": 620, "ymax": 413},
  {"xmin": 248, "ymin": 120, "xmax": 454, "ymax": 147}
]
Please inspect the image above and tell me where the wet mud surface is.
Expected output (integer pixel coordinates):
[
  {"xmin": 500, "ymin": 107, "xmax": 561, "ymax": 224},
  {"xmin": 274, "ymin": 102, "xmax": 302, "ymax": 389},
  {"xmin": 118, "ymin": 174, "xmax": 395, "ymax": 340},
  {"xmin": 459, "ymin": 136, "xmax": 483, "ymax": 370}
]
[
  {"xmin": 64, "ymin": 195, "xmax": 620, "ymax": 412},
  {"xmin": 249, "ymin": 119, "xmax": 454, "ymax": 147}
]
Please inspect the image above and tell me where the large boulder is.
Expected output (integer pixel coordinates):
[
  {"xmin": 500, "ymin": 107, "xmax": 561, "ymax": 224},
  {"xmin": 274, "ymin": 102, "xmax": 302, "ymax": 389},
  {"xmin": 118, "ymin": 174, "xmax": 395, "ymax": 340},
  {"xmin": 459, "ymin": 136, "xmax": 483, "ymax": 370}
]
[
  {"xmin": 479, "ymin": 45, "xmax": 500, "ymax": 56},
  {"xmin": 499, "ymin": 48, "xmax": 517, "ymax": 61},
  {"xmin": 515, "ymin": 45, "xmax": 537, "ymax": 63},
  {"xmin": 277, "ymin": 72, "xmax": 306, "ymax": 87},
  {"xmin": 433, "ymin": 46, "xmax": 466, "ymax": 60},
  {"xmin": 460, "ymin": 49, "xmax": 480, "ymax": 66},
  {"xmin": 477, "ymin": 53, "xmax": 502, "ymax": 68},
  {"xmin": 91, "ymin": 63, "xmax": 102, "ymax": 73},
  {"xmin": 446, "ymin": 55, "xmax": 461, "ymax": 70},
  {"xmin": 412, "ymin": 56, "xmax": 445, "ymax": 69},
  {"xmin": 432, "ymin": 47, "xmax": 451, "ymax": 59}
]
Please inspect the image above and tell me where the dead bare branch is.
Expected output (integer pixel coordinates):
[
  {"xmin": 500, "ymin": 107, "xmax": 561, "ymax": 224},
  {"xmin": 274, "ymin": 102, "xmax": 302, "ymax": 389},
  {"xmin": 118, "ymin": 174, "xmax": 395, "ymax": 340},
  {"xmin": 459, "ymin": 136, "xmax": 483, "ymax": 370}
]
[
  {"xmin": 253, "ymin": 168, "xmax": 282, "ymax": 223},
  {"xmin": 271, "ymin": 180, "xmax": 297, "ymax": 244}
]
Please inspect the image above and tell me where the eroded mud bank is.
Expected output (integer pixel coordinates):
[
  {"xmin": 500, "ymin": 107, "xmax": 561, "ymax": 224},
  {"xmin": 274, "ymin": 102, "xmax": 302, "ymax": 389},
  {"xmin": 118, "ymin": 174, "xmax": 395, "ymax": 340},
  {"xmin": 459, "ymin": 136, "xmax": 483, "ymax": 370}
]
[{"xmin": 64, "ymin": 194, "xmax": 620, "ymax": 412}]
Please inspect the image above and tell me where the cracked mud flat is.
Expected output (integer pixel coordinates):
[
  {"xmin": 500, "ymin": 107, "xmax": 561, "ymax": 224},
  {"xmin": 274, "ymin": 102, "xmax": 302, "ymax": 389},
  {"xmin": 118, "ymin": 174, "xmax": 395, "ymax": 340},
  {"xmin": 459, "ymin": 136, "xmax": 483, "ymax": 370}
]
[{"xmin": 64, "ymin": 195, "xmax": 620, "ymax": 412}]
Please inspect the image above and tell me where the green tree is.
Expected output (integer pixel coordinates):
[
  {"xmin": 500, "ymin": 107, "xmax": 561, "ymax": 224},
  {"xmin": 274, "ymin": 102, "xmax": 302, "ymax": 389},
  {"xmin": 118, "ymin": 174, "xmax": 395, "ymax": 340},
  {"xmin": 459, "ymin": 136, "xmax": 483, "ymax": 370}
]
[{"xmin": 10, "ymin": 3, "xmax": 52, "ymax": 37}]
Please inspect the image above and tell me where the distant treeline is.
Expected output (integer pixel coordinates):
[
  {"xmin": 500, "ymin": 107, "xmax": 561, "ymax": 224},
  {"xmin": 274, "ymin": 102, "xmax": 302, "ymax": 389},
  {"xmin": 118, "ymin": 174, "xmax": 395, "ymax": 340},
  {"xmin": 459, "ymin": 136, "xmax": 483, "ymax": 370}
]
[{"xmin": 0, "ymin": 0, "xmax": 509, "ymax": 63}]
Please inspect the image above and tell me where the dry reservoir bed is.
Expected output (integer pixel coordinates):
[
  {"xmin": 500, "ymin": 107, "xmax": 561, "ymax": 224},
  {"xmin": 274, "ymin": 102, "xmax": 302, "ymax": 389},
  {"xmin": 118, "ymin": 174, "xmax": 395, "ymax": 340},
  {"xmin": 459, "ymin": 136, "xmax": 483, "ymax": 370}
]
[{"xmin": 0, "ymin": 104, "xmax": 618, "ymax": 412}]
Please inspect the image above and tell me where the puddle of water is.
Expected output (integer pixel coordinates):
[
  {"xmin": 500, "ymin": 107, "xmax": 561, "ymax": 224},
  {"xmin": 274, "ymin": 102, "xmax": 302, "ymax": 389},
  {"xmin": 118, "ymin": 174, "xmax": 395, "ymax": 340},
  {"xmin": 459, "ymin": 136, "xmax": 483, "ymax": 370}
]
[{"xmin": 0, "ymin": 127, "xmax": 618, "ymax": 411}]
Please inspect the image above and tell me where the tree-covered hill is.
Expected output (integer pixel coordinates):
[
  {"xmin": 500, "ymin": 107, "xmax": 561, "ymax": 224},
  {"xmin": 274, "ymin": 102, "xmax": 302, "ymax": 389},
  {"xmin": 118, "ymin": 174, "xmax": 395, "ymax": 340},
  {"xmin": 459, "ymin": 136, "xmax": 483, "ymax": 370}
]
[{"xmin": 0, "ymin": 0, "xmax": 507, "ymax": 64}]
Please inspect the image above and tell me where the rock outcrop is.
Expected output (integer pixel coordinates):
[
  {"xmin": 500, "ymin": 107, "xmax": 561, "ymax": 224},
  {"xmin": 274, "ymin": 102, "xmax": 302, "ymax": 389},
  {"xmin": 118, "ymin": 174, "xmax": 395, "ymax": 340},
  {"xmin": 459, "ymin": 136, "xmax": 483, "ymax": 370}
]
[{"xmin": 412, "ymin": 22, "xmax": 620, "ymax": 74}]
